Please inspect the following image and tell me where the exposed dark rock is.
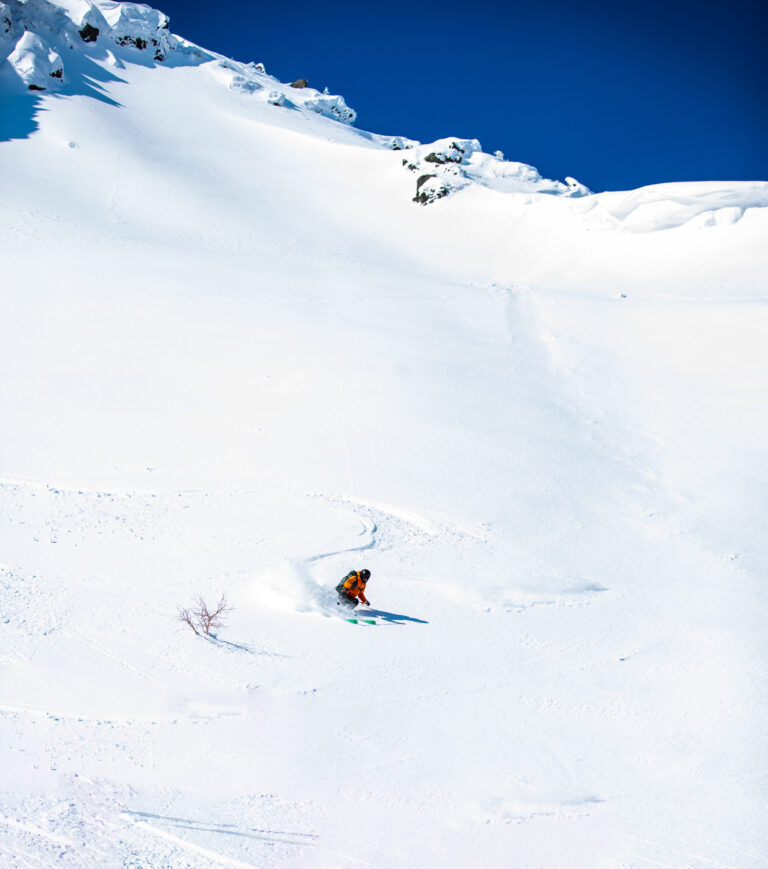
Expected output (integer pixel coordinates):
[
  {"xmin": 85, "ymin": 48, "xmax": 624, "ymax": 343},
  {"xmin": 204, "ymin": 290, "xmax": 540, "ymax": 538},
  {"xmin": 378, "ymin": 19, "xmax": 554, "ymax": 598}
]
[
  {"xmin": 416, "ymin": 174, "xmax": 436, "ymax": 191},
  {"xmin": 154, "ymin": 50, "xmax": 164, "ymax": 61},
  {"xmin": 28, "ymin": 84, "xmax": 45, "ymax": 91},
  {"xmin": 4, "ymin": 16, "xmax": 13, "ymax": 33},
  {"xmin": 78, "ymin": 23, "xmax": 99, "ymax": 42},
  {"xmin": 115, "ymin": 35, "xmax": 147, "ymax": 49},
  {"xmin": 290, "ymin": 78, "xmax": 308, "ymax": 89},
  {"xmin": 417, "ymin": 187, "xmax": 448, "ymax": 205},
  {"xmin": 49, "ymin": 68, "xmax": 62, "ymax": 78},
  {"xmin": 425, "ymin": 146, "xmax": 463, "ymax": 165},
  {"xmin": 414, "ymin": 174, "xmax": 448, "ymax": 205}
]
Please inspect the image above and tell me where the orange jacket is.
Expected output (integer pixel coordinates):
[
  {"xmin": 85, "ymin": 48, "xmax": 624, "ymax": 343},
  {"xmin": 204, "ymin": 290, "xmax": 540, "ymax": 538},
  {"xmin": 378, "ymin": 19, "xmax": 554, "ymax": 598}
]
[{"xmin": 341, "ymin": 571, "xmax": 369, "ymax": 604}]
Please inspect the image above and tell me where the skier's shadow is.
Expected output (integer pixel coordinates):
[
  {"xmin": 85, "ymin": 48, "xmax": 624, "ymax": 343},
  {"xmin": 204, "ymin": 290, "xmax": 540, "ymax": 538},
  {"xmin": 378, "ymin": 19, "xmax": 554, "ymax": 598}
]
[{"xmin": 366, "ymin": 609, "xmax": 428, "ymax": 625}]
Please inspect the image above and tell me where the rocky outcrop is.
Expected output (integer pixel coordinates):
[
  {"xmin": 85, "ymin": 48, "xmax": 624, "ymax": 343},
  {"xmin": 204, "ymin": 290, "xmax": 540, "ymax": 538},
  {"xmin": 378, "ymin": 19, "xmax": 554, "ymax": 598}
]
[
  {"xmin": 404, "ymin": 137, "xmax": 590, "ymax": 205},
  {"xmin": 0, "ymin": 0, "xmax": 190, "ymax": 94},
  {"xmin": 0, "ymin": 0, "xmax": 352, "ymax": 130},
  {"xmin": 208, "ymin": 59, "xmax": 356, "ymax": 122}
]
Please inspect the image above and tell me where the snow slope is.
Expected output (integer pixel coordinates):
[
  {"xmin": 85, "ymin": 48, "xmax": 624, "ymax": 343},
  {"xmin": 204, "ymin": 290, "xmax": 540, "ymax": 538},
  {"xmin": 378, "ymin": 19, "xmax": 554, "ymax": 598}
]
[{"xmin": 1, "ymin": 2, "xmax": 768, "ymax": 867}]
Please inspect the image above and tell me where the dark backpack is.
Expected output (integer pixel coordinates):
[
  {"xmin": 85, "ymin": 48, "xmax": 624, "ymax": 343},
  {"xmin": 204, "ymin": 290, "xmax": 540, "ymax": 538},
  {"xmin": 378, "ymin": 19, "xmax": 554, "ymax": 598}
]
[{"xmin": 335, "ymin": 571, "xmax": 357, "ymax": 593}]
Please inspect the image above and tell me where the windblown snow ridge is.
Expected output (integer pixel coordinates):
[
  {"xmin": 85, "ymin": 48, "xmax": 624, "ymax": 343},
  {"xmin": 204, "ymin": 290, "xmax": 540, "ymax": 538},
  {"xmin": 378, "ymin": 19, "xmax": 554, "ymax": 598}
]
[
  {"xmin": 1, "ymin": 0, "xmax": 183, "ymax": 86},
  {"xmin": 4, "ymin": 0, "xmax": 765, "ymax": 224},
  {"xmin": 0, "ymin": 0, "xmax": 357, "ymax": 123}
]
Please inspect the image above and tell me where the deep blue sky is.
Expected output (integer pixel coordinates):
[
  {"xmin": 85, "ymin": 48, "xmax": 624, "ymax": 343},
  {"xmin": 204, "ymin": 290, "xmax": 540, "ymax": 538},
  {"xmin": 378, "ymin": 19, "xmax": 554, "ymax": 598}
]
[{"xmin": 157, "ymin": 0, "xmax": 766, "ymax": 191}]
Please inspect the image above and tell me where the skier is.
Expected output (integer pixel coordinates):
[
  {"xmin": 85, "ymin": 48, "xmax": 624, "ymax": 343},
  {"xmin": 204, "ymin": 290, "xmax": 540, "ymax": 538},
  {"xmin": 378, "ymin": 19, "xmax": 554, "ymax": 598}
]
[{"xmin": 335, "ymin": 569, "xmax": 371, "ymax": 609}]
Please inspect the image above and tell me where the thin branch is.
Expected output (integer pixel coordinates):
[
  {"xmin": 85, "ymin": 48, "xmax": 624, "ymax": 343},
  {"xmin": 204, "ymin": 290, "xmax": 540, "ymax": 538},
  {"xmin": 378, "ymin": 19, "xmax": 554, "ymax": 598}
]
[{"xmin": 177, "ymin": 606, "xmax": 199, "ymax": 635}]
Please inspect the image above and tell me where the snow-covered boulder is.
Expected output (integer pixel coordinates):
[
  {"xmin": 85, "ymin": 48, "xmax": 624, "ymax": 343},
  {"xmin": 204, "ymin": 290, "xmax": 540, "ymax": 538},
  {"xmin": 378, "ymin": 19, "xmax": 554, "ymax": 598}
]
[
  {"xmin": 228, "ymin": 70, "xmax": 262, "ymax": 94},
  {"xmin": 403, "ymin": 138, "xmax": 480, "ymax": 204},
  {"xmin": 8, "ymin": 31, "xmax": 63, "ymax": 90},
  {"xmin": 384, "ymin": 135, "xmax": 417, "ymax": 151},
  {"xmin": 565, "ymin": 176, "xmax": 590, "ymax": 197},
  {"xmin": 101, "ymin": 1, "xmax": 168, "ymax": 39},
  {"xmin": 99, "ymin": 1, "xmax": 176, "ymax": 59},
  {"xmin": 298, "ymin": 91, "xmax": 356, "ymax": 124}
]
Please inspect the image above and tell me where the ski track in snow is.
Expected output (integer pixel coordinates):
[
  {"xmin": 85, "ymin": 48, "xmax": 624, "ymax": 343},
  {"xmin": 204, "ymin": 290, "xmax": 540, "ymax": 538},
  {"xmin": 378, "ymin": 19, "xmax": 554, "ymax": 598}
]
[
  {"xmin": 2, "ymin": 360, "xmax": 766, "ymax": 866},
  {"xmin": 0, "ymin": 476, "xmax": 626, "ymax": 866},
  {"xmin": 3, "ymin": 395, "xmax": 762, "ymax": 866}
]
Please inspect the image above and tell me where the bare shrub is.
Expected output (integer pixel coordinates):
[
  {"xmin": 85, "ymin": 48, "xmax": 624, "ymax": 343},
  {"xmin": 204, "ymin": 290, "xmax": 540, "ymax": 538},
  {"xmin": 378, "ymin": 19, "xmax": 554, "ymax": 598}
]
[{"xmin": 177, "ymin": 594, "xmax": 233, "ymax": 637}]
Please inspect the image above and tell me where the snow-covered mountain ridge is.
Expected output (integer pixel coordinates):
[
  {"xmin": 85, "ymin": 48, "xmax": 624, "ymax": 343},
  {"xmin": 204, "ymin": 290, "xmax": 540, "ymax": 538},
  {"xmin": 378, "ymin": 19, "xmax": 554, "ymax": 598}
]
[
  {"xmin": 5, "ymin": 0, "xmax": 768, "ymax": 224},
  {"xmin": 1, "ymin": 2, "xmax": 767, "ymax": 868},
  {"xmin": 1, "ymin": 0, "xmax": 358, "ymax": 122}
]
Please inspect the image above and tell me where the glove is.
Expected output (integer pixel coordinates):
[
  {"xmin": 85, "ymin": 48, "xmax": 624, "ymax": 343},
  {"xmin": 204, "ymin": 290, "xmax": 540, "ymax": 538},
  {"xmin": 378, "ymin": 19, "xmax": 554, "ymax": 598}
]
[{"xmin": 363, "ymin": 601, "xmax": 371, "ymax": 606}]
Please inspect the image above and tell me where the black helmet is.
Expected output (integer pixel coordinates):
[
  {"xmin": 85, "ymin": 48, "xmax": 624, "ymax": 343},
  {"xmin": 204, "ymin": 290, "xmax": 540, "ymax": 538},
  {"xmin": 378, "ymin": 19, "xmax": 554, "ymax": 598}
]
[{"xmin": 359, "ymin": 569, "xmax": 371, "ymax": 580}]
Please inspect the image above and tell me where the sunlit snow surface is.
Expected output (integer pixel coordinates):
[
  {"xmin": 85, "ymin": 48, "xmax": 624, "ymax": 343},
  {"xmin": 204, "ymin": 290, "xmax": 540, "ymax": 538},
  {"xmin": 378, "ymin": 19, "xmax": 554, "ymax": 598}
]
[{"xmin": 1, "ymin": 2, "xmax": 768, "ymax": 867}]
